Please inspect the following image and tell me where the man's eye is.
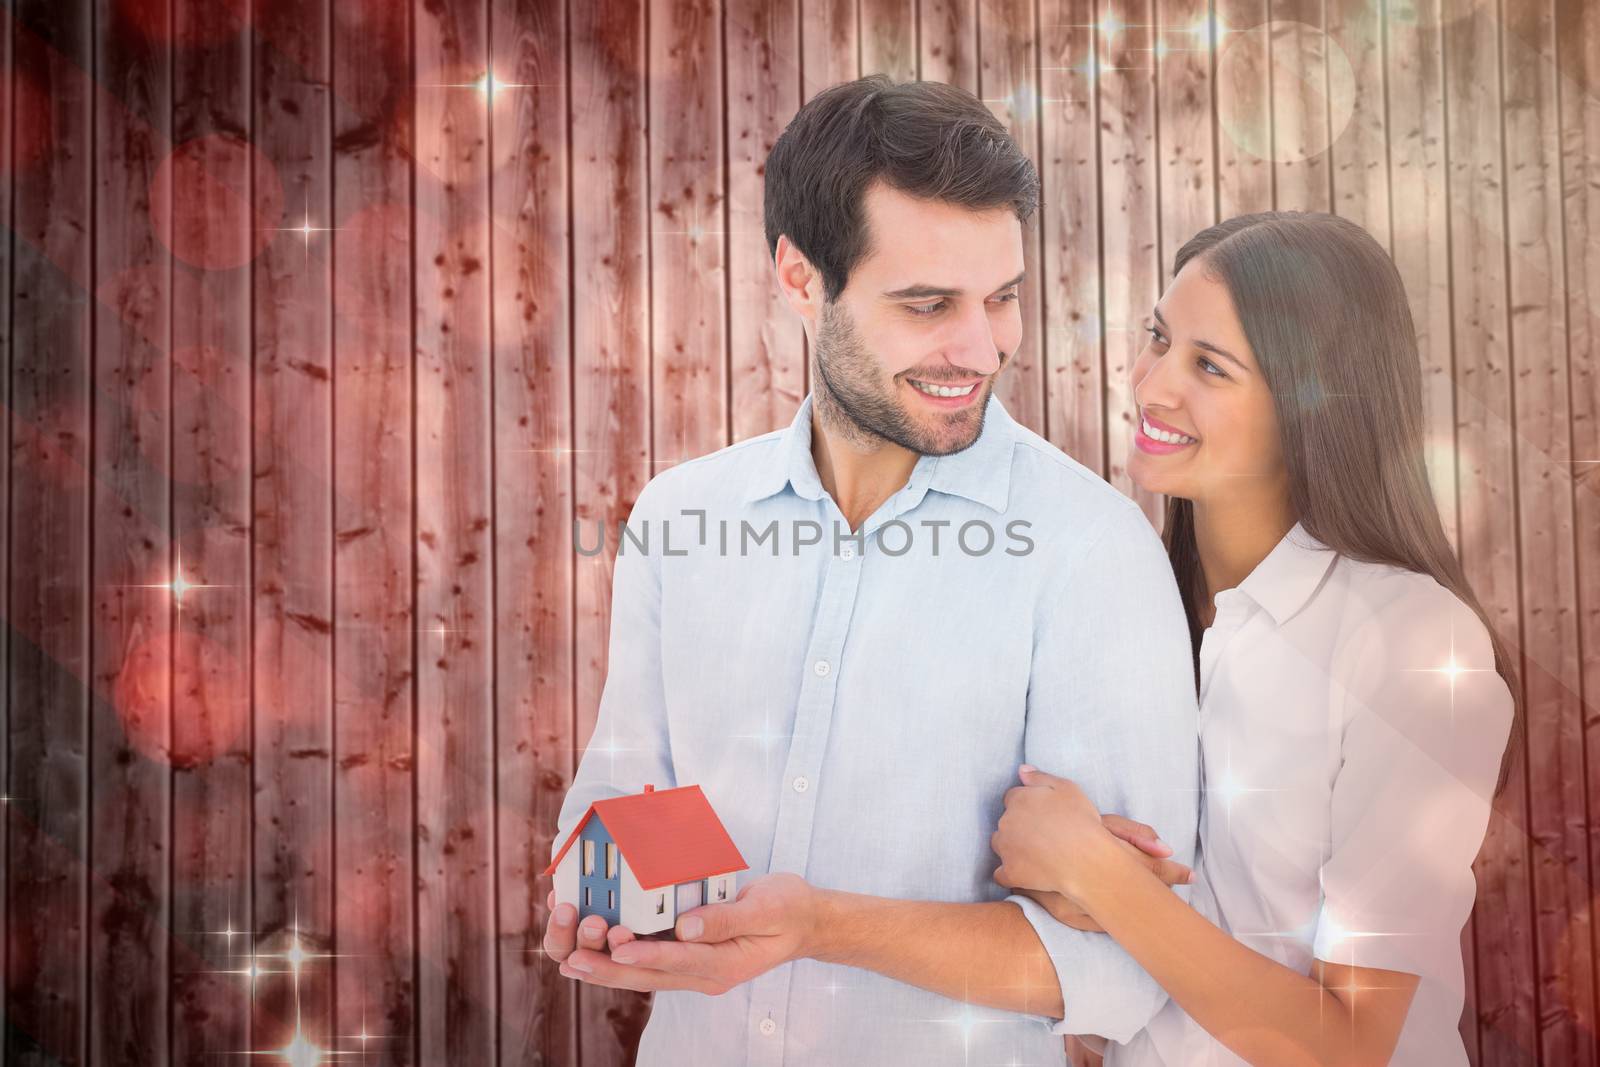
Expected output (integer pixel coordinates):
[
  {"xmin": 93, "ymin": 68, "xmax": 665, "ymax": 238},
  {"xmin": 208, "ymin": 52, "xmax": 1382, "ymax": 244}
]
[{"xmin": 908, "ymin": 292, "xmax": 1018, "ymax": 317}]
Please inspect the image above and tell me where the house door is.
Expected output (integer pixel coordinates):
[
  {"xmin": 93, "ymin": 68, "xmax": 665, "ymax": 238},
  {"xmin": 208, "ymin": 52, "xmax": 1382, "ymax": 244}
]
[
  {"xmin": 577, "ymin": 819, "xmax": 622, "ymax": 927},
  {"xmin": 675, "ymin": 880, "xmax": 703, "ymax": 913}
]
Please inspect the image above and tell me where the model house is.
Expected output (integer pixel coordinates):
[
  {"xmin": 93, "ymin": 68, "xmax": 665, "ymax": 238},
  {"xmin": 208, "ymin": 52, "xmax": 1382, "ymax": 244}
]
[{"xmin": 545, "ymin": 783, "xmax": 748, "ymax": 935}]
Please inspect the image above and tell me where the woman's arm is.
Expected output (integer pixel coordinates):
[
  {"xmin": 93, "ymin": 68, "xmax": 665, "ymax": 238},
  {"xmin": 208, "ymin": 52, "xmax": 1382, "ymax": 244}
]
[
  {"xmin": 992, "ymin": 769, "xmax": 1418, "ymax": 1067},
  {"xmin": 1068, "ymin": 824, "xmax": 1418, "ymax": 1067}
]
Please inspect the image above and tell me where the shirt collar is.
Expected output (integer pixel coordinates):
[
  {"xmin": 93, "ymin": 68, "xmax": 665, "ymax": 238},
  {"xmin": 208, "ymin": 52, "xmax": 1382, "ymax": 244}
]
[
  {"xmin": 743, "ymin": 392, "xmax": 1016, "ymax": 514},
  {"xmin": 1236, "ymin": 521, "xmax": 1338, "ymax": 626}
]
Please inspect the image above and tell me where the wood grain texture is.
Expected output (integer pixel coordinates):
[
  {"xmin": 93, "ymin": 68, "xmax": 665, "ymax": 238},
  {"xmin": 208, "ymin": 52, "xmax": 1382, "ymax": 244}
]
[
  {"xmin": 1, "ymin": 3, "xmax": 1597, "ymax": 1064},
  {"xmin": 1039, "ymin": 0, "xmax": 1103, "ymax": 473},
  {"xmin": 7, "ymin": 5, "xmax": 93, "ymax": 1064},
  {"xmin": 1098, "ymin": 0, "xmax": 1164, "ymax": 522},
  {"xmin": 489, "ymin": 0, "xmax": 577, "ymax": 1061},
  {"xmin": 728, "ymin": 0, "xmax": 806, "ymax": 443},
  {"xmin": 1444, "ymin": 4, "xmax": 1538, "ymax": 1063},
  {"xmin": 1557, "ymin": 1, "xmax": 1600, "ymax": 1057},
  {"xmin": 251, "ymin": 0, "xmax": 336, "ymax": 1055},
  {"xmin": 977, "ymin": 0, "xmax": 1046, "ymax": 437},
  {"xmin": 412, "ymin": 0, "xmax": 498, "ymax": 1062},
  {"xmin": 568, "ymin": 0, "xmax": 654, "ymax": 1060},
  {"xmin": 1505, "ymin": 1, "xmax": 1596, "ymax": 1060},
  {"xmin": 88, "ymin": 0, "xmax": 172, "ymax": 1058},
  {"xmin": 332, "ymin": 0, "xmax": 418, "ymax": 1059},
  {"xmin": 168, "ymin": 0, "xmax": 254, "ymax": 1060}
]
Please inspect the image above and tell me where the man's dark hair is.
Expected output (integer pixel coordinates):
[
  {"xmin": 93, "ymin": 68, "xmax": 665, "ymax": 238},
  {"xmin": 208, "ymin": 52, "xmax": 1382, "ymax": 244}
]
[{"xmin": 763, "ymin": 74, "xmax": 1041, "ymax": 304}]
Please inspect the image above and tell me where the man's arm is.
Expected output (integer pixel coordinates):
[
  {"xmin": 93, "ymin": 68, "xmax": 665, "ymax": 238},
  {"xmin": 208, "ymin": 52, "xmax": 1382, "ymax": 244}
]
[
  {"xmin": 1004, "ymin": 500, "xmax": 1201, "ymax": 1041},
  {"xmin": 543, "ymin": 483, "xmax": 678, "ymax": 965},
  {"xmin": 810, "ymin": 891, "xmax": 1065, "ymax": 1016},
  {"xmin": 551, "ymin": 483, "xmax": 677, "ymax": 848}
]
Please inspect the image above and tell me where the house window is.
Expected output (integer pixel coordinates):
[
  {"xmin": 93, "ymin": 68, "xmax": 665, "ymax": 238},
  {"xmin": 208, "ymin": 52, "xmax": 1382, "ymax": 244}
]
[
  {"xmin": 582, "ymin": 840, "xmax": 594, "ymax": 876},
  {"xmin": 716, "ymin": 879, "xmax": 728, "ymax": 901},
  {"xmin": 607, "ymin": 889, "xmax": 615, "ymax": 910},
  {"xmin": 583, "ymin": 887, "xmax": 590, "ymax": 906},
  {"xmin": 656, "ymin": 893, "xmax": 666, "ymax": 915},
  {"xmin": 605, "ymin": 842, "xmax": 617, "ymax": 879}
]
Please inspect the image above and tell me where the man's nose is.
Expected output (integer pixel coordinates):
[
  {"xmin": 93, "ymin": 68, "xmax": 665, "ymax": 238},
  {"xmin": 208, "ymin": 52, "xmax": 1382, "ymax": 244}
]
[{"xmin": 945, "ymin": 307, "xmax": 1005, "ymax": 376}]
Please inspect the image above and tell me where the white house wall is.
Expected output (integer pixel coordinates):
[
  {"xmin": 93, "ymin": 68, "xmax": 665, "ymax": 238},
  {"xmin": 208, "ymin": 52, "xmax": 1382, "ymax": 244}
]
[
  {"xmin": 553, "ymin": 847, "xmax": 579, "ymax": 913},
  {"xmin": 619, "ymin": 855, "xmax": 675, "ymax": 935}
]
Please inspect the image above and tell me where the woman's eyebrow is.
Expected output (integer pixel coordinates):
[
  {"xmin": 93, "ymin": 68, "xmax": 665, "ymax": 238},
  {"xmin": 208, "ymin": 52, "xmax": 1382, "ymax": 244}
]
[
  {"xmin": 883, "ymin": 269, "xmax": 1026, "ymax": 300},
  {"xmin": 1152, "ymin": 305, "xmax": 1250, "ymax": 374}
]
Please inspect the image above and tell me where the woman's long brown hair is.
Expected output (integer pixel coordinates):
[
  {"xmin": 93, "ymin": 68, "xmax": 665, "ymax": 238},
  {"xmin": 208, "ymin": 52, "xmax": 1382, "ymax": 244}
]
[{"xmin": 1162, "ymin": 211, "xmax": 1523, "ymax": 794}]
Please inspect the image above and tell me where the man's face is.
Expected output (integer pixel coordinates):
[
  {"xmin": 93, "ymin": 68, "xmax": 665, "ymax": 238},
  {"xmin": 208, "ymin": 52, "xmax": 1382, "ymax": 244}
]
[{"xmin": 804, "ymin": 181, "xmax": 1026, "ymax": 456}]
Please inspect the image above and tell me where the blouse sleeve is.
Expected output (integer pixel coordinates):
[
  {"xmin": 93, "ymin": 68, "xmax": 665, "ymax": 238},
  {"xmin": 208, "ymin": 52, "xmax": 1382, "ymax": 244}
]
[{"xmin": 1311, "ymin": 582, "xmax": 1513, "ymax": 978}]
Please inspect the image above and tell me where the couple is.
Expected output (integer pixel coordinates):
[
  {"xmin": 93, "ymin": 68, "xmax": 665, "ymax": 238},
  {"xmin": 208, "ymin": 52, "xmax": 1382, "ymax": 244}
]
[{"xmin": 543, "ymin": 74, "xmax": 1515, "ymax": 1067}]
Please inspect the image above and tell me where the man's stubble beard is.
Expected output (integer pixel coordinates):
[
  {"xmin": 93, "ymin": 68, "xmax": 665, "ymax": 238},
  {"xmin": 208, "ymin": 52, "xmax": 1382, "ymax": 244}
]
[{"xmin": 811, "ymin": 298, "xmax": 1005, "ymax": 458}]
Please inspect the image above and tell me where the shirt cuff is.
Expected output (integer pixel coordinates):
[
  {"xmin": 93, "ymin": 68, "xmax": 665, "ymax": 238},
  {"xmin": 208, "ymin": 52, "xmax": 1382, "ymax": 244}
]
[{"xmin": 1005, "ymin": 893, "xmax": 1169, "ymax": 1042}]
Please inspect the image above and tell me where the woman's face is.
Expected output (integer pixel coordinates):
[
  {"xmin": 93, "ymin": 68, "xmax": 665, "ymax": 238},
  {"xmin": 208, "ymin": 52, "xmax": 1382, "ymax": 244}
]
[{"xmin": 1127, "ymin": 259, "xmax": 1286, "ymax": 505}]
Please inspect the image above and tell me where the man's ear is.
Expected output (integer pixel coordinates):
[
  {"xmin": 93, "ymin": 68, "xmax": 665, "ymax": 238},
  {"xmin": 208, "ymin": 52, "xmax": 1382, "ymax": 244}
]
[{"xmin": 773, "ymin": 234, "xmax": 822, "ymax": 324}]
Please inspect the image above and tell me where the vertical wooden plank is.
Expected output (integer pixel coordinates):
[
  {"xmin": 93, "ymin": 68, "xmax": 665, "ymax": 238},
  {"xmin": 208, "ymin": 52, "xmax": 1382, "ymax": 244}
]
[
  {"xmin": 860, "ymin": 0, "xmax": 917, "ymax": 80},
  {"xmin": 1215, "ymin": 0, "xmax": 1274, "ymax": 218},
  {"xmin": 6, "ymin": 5, "xmax": 92, "ymax": 1063},
  {"xmin": 488, "ymin": 0, "xmax": 577, "ymax": 1061},
  {"xmin": 1155, "ymin": 0, "xmax": 1217, "ymax": 283},
  {"xmin": 167, "ymin": 1, "xmax": 254, "ymax": 1061},
  {"xmin": 331, "ymin": 0, "xmax": 417, "ymax": 1058},
  {"xmin": 918, "ymin": 0, "xmax": 978, "ymax": 90},
  {"xmin": 1267, "ymin": 0, "xmax": 1332, "ymax": 212},
  {"xmin": 1387, "ymin": 2, "xmax": 1471, "ymax": 1049},
  {"xmin": 89, "ymin": 0, "xmax": 172, "ymax": 1056},
  {"xmin": 1507, "ymin": 0, "xmax": 1600, "ymax": 1060},
  {"xmin": 413, "ymin": 0, "xmax": 497, "ymax": 1061},
  {"xmin": 1039, "ymin": 0, "xmax": 1103, "ymax": 473},
  {"xmin": 0, "ymin": 9, "xmax": 11, "ymax": 1058},
  {"xmin": 801, "ymin": 0, "xmax": 860, "ymax": 102},
  {"xmin": 977, "ymin": 0, "xmax": 1045, "ymax": 437},
  {"xmin": 727, "ymin": 0, "xmax": 805, "ymax": 442},
  {"xmin": 569, "ymin": 0, "xmax": 653, "ymax": 1060},
  {"xmin": 1556, "ymin": 0, "xmax": 1600, "ymax": 1054},
  {"xmin": 1325, "ymin": 0, "xmax": 1389, "ymax": 241},
  {"xmin": 252, "ymin": 0, "xmax": 335, "ymax": 1051},
  {"xmin": 1387, "ymin": 0, "xmax": 1459, "ymax": 552},
  {"xmin": 1097, "ymin": 0, "xmax": 1163, "ymax": 522},
  {"xmin": 1444, "ymin": 0, "xmax": 1538, "ymax": 1061},
  {"xmin": 650, "ymin": 0, "xmax": 728, "ymax": 470}
]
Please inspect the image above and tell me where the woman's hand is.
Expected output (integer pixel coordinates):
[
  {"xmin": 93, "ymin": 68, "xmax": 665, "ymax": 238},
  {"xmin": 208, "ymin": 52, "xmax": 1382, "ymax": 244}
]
[
  {"xmin": 1015, "ymin": 815, "xmax": 1191, "ymax": 932},
  {"xmin": 991, "ymin": 765, "xmax": 1193, "ymax": 908}
]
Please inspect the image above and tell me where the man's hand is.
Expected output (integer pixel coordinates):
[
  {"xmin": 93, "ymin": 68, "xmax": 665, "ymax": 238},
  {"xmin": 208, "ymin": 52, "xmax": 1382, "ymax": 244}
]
[
  {"xmin": 547, "ymin": 873, "xmax": 821, "ymax": 995},
  {"xmin": 542, "ymin": 889, "xmax": 638, "ymax": 967}
]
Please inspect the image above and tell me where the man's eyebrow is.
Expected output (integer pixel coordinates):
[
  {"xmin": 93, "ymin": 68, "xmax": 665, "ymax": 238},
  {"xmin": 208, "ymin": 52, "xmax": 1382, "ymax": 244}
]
[
  {"xmin": 882, "ymin": 270, "xmax": 1026, "ymax": 300},
  {"xmin": 1151, "ymin": 305, "xmax": 1249, "ymax": 373}
]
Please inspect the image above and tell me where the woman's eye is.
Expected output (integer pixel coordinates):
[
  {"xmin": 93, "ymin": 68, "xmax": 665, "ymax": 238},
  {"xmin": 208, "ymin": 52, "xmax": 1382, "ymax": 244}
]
[
  {"xmin": 1144, "ymin": 324, "xmax": 1168, "ymax": 347},
  {"xmin": 1198, "ymin": 356, "xmax": 1226, "ymax": 378}
]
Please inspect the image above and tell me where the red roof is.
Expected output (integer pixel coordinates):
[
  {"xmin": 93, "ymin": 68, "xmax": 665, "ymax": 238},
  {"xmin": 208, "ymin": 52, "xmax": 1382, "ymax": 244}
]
[{"xmin": 544, "ymin": 784, "xmax": 748, "ymax": 891}]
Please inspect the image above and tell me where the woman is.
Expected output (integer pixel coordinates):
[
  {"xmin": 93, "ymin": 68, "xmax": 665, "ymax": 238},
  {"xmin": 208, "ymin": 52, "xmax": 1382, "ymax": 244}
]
[{"xmin": 990, "ymin": 212, "xmax": 1518, "ymax": 1066}]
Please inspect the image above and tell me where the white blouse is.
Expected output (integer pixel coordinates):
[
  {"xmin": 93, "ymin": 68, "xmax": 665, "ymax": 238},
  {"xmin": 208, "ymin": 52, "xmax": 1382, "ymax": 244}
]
[{"xmin": 1108, "ymin": 523, "xmax": 1513, "ymax": 1066}]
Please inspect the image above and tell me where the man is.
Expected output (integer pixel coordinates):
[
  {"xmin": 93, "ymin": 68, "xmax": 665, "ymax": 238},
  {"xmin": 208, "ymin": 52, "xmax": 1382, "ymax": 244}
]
[{"xmin": 544, "ymin": 74, "xmax": 1199, "ymax": 1065}]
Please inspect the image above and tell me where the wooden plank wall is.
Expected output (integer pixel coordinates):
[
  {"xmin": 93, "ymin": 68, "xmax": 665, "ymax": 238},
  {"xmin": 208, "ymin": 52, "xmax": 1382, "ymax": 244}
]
[{"xmin": 0, "ymin": 0, "xmax": 1595, "ymax": 1064}]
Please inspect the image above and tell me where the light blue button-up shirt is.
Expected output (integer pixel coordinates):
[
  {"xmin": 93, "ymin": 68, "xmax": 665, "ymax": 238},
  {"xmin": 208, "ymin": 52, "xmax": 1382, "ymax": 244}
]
[{"xmin": 554, "ymin": 393, "xmax": 1200, "ymax": 1066}]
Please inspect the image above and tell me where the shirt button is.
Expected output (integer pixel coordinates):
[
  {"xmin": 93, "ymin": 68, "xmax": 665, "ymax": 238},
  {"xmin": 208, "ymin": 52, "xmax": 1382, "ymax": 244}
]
[
  {"xmin": 793, "ymin": 776, "xmax": 809, "ymax": 793},
  {"xmin": 759, "ymin": 1018, "xmax": 777, "ymax": 1036},
  {"xmin": 840, "ymin": 544, "xmax": 856, "ymax": 560},
  {"xmin": 813, "ymin": 659, "xmax": 831, "ymax": 677}
]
